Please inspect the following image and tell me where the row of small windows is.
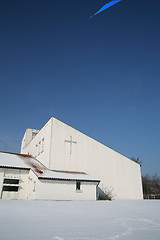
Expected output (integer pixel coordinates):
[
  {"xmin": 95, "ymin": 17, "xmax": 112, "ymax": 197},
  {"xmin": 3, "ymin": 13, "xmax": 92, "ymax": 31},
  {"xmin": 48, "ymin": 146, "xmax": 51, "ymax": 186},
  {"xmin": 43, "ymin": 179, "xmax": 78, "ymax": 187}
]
[
  {"xmin": 35, "ymin": 138, "xmax": 44, "ymax": 157},
  {"xmin": 2, "ymin": 178, "xmax": 81, "ymax": 192},
  {"xmin": 2, "ymin": 179, "xmax": 81, "ymax": 192}
]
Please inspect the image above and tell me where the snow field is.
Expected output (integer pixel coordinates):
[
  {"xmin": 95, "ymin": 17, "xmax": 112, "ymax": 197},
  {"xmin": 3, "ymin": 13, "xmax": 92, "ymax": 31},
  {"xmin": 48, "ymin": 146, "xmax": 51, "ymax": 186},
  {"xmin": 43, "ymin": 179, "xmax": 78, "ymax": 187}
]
[{"xmin": 0, "ymin": 200, "xmax": 160, "ymax": 240}]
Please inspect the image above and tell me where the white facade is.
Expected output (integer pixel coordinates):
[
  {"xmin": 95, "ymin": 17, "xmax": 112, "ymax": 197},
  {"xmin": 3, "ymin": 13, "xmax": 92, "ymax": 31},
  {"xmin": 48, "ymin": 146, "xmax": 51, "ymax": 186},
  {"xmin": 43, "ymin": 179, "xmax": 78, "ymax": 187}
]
[
  {"xmin": 0, "ymin": 168, "xmax": 29, "ymax": 200},
  {"xmin": 21, "ymin": 117, "xmax": 143, "ymax": 200},
  {"xmin": 34, "ymin": 179, "xmax": 97, "ymax": 201},
  {"xmin": 0, "ymin": 152, "xmax": 99, "ymax": 200}
]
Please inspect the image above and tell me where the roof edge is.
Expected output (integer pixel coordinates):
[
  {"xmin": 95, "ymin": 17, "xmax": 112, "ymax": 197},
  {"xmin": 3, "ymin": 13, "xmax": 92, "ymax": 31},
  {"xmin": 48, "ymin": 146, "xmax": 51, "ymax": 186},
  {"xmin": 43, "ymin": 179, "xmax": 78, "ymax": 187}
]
[
  {"xmin": 0, "ymin": 166, "xmax": 30, "ymax": 170},
  {"xmin": 38, "ymin": 177, "xmax": 100, "ymax": 182},
  {"xmin": 0, "ymin": 151, "xmax": 31, "ymax": 158}
]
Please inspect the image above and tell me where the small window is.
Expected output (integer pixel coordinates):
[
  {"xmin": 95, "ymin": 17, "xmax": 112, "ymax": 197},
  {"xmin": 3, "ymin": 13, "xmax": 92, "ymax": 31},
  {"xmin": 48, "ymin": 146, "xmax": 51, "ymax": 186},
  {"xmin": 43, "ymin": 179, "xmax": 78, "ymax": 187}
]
[
  {"xmin": 3, "ymin": 179, "xmax": 19, "ymax": 184},
  {"xmin": 38, "ymin": 141, "xmax": 41, "ymax": 155},
  {"xmin": 2, "ymin": 186, "xmax": 19, "ymax": 192},
  {"xmin": 41, "ymin": 138, "xmax": 44, "ymax": 153},
  {"xmin": 32, "ymin": 132, "xmax": 37, "ymax": 139},
  {"xmin": 76, "ymin": 181, "xmax": 81, "ymax": 191},
  {"xmin": 35, "ymin": 144, "xmax": 38, "ymax": 157}
]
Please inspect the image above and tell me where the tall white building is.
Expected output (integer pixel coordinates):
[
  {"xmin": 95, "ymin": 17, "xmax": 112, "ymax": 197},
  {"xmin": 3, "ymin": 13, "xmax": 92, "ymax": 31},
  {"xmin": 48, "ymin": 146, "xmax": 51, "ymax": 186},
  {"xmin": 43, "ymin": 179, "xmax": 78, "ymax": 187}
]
[{"xmin": 21, "ymin": 116, "xmax": 143, "ymax": 200}]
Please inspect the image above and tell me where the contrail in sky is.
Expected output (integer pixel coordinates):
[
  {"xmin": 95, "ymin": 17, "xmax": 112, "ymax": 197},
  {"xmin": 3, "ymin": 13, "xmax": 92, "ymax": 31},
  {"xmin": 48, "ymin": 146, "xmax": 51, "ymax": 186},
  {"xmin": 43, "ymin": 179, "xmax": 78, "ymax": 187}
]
[{"xmin": 93, "ymin": 0, "xmax": 122, "ymax": 17}]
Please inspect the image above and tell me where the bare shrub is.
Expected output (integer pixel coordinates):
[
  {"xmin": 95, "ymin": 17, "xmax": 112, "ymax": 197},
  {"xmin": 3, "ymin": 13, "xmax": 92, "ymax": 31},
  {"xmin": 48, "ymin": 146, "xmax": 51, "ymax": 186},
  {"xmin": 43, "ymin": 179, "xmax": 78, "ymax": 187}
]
[{"xmin": 97, "ymin": 186, "xmax": 115, "ymax": 201}]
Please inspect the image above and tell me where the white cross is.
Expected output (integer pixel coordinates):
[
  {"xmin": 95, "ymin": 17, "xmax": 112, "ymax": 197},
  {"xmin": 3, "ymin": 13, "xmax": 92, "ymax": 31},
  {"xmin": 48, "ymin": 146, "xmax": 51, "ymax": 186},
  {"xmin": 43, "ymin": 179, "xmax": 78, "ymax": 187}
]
[{"xmin": 65, "ymin": 136, "xmax": 77, "ymax": 154}]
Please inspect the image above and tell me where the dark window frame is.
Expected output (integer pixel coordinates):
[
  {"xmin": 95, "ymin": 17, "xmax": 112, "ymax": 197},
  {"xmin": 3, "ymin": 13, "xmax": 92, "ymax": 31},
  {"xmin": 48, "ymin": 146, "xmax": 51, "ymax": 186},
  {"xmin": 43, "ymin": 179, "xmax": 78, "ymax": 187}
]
[
  {"xmin": 3, "ymin": 179, "xmax": 19, "ymax": 185},
  {"xmin": 76, "ymin": 181, "xmax": 81, "ymax": 191},
  {"xmin": 2, "ymin": 186, "xmax": 19, "ymax": 192}
]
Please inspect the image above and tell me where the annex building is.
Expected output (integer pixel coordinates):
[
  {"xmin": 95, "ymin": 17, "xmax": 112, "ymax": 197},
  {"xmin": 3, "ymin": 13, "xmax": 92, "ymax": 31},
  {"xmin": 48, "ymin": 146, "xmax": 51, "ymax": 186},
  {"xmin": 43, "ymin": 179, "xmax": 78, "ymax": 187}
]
[{"xmin": 0, "ymin": 151, "xmax": 99, "ymax": 200}]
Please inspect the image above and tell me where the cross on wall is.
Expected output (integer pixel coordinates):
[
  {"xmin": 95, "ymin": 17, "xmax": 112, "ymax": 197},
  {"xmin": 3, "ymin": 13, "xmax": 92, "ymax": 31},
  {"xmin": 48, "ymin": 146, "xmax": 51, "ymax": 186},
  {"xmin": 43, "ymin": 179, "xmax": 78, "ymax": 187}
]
[{"xmin": 65, "ymin": 136, "xmax": 77, "ymax": 154}]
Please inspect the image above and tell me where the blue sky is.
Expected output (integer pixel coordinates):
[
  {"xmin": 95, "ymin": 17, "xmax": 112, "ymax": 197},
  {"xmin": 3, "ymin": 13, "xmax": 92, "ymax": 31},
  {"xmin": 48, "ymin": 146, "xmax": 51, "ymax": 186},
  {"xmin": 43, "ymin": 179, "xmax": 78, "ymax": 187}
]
[{"xmin": 0, "ymin": 0, "xmax": 160, "ymax": 176}]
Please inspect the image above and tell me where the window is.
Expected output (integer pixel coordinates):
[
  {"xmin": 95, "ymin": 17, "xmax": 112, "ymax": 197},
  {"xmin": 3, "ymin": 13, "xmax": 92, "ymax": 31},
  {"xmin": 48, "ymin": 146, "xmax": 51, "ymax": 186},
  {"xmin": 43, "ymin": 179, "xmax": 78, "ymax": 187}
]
[
  {"xmin": 38, "ymin": 141, "xmax": 41, "ymax": 155},
  {"xmin": 35, "ymin": 144, "xmax": 38, "ymax": 157},
  {"xmin": 41, "ymin": 138, "xmax": 44, "ymax": 153},
  {"xmin": 3, "ymin": 179, "xmax": 19, "ymax": 184},
  {"xmin": 2, "ymin": 178, "xmax": 19, "ymax": 192},
  {"xmin": 76, "ymin": 181, "xmax": 81, "ymax": 191},
  {"xmin": 2, "ymin": 186, "xmax": 19, "ymax": 192},
  {"xmin": 32, "ymin": 132, "xmax": 37, "ymax": 139}
]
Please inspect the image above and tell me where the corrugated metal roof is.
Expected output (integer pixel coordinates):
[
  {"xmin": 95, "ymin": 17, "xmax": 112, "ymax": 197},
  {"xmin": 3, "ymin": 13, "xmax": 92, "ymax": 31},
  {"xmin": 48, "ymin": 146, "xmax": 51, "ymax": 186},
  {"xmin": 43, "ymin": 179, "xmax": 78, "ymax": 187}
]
[{"xmin": 0, "ymin": 151, "xmax": 100, "ymax": 182}]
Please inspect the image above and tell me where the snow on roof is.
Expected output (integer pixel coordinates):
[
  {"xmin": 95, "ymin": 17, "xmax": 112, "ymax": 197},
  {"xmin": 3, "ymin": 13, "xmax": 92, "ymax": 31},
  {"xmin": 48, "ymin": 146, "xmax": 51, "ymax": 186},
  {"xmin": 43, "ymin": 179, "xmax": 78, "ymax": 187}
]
[
  {"xmin": 0, "ymin": 151, "xmax": 100, "ymax": 182},
  {"xmin": 39, "ymin": 170, "xmax": 100, "ymax": 182},
  {"xmin": 0, "ymin": 152, "xmax": 31, "ymax": 169}
]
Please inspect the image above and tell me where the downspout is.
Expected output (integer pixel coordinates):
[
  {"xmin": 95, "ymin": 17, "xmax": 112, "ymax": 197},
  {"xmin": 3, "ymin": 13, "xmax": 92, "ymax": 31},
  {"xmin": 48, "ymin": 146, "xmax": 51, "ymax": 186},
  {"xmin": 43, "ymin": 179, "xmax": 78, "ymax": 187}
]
[
  {"xmin": 96, "ymin": 181, "xmax": 100, "ymax": 200},
  {"xmin": 0, "ymin": 172, "xmax": 5, "ymax": 199}
]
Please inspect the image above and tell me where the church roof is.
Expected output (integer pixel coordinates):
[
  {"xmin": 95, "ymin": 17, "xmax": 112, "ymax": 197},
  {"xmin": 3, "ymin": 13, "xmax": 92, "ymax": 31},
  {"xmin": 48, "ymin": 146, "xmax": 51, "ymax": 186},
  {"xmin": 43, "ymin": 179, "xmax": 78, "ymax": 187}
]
[{"xmin": 0, "ymin": 151, "xmax": 100, "ymax": 182}]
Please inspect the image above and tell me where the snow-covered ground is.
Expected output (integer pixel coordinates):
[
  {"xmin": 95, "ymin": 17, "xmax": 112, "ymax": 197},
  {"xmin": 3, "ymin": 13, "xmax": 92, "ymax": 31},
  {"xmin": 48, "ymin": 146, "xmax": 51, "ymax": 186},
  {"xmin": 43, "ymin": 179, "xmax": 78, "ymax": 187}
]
[{"xmin": 0, "ymin": 200, "xmax": 160, "ymax": 240}]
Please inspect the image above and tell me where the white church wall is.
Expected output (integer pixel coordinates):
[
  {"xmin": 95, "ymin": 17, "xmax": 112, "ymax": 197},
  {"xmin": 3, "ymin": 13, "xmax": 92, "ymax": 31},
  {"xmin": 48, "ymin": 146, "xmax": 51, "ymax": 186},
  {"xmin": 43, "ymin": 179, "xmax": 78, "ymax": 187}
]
[
  {"xmin": 21, "ymin": 119, "xmax": 53, "ymax": 168},
  {"xmin": 35, "ymin": 179, "xmax": 97, "ymax": 201},
  {"xmin": 50, "ymin": 118, "xmax": 143, "ymax": 200},
  {"xmin": 18, "ymin": 169, "xmax": 29, "ymax": 200},
  {"xmin": 27, "ymin": 170, "xmax": 38, "ymax": 200}
]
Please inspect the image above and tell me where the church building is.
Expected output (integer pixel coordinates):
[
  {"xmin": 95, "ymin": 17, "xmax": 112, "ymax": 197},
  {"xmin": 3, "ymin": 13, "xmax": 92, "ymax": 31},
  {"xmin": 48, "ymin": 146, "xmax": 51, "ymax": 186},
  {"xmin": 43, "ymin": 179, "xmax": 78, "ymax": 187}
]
[{"xmin": 21, "ymin": 117, "xmax": 143, "ymax": 200}]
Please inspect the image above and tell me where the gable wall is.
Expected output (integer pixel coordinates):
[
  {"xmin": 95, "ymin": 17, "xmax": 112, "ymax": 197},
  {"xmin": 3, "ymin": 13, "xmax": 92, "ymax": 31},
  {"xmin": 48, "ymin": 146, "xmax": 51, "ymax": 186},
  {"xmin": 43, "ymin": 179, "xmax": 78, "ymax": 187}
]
[{"xmin": 50, "ymin": 118, "xmax": 143, "ymax": 200}]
